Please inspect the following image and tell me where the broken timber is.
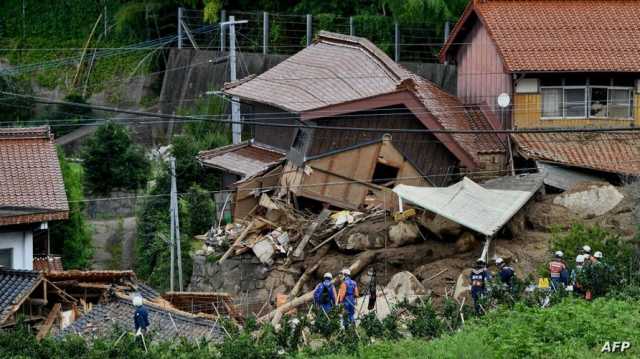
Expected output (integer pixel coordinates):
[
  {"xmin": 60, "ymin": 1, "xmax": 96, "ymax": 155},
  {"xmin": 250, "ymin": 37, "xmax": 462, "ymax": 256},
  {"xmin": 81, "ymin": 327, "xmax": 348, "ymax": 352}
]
[
  {"xmin": 292, "ymin": 208, "xmax": 331, "ymax": 258},
  {"xmin": 36, "ymin": 303, "xmax": 61, "ymax": 341},
  {"xmin": 219, "ymin": 219, "xmax": 257, "ymax": 263}
]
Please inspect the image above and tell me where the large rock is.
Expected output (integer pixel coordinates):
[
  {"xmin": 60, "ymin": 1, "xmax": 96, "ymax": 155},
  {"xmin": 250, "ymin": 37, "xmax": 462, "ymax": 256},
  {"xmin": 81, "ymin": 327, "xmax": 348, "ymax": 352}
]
[
  {"xmin": 526, "ymin": 201, "xmax": 576, "ymax": 231},
  {"xmin": 355, "ymin": 271, "xmax": 427, "ymax": 320},
  {"xmin": 455, "ymin": 232, "xmax": 479, "ymax": 253},
  {"xmin": 385, "ymin": 271, "xmax": 427, "ymax": 299},
  {"xmin": 335, "ymin": 218, "xmax": 387, "ymax": 251},
  {"xmin": 553, "ymin": 183, "xmax": 624, "ymax": 218},
  {"xmin": 421, "ymin": 214, "xmax": 463, "ymax": 239},
  {"xmin": 388, "ymin": 222, "xmax": 420, "ymax": 247}
]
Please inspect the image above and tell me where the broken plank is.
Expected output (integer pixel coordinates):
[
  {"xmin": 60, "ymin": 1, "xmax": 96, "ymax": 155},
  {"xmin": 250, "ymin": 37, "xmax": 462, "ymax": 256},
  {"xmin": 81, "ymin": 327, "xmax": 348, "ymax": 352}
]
[
  {"xmin": 219, "ymin": 219, "xmax": 257, "ymax": 263},
  {"xmin": 36, "ymin": 303, "xmax": 61, "ymax": 341},
  {"xmin": 288, "ymin": 263, "xmax": 319, "ymax": 301},
  {"xmin": 292, "ymin": 208, "xmax": 331, "ymax": 258},
  {"xmin": 426, "ymin": 268, "xmax": 448, "ymax": 281}
]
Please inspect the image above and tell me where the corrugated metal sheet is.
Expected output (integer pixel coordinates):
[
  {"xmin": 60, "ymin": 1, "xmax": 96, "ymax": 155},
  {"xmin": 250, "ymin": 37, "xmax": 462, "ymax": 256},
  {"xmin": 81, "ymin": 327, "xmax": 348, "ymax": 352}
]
[{"xmin": 394, "ymin": 175, "xmax": 543, "ymax": 236}]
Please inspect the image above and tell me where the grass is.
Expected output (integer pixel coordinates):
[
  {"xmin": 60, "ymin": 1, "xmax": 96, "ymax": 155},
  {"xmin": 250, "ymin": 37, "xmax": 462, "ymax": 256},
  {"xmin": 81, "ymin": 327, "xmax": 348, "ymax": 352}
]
[
  {"xmin": 299, "ymin": 297, "xmax": 640, "ymax": 358},
  {"xmin": 0, "ymin": 1, "xmax": 155, "ymax": 94}
]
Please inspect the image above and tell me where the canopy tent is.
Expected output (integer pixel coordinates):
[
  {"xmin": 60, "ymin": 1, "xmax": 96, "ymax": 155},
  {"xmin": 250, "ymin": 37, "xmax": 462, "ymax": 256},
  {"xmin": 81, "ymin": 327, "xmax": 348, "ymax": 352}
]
[{"xmin": 393, "ymin": 175, "xmax": 543, "ymax": 237}]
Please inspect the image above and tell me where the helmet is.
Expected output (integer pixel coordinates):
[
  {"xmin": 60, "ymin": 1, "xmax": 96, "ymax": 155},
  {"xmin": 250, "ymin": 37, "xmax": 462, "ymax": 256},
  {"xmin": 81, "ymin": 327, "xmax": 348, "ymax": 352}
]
[
  {"xmin": 582, "ymin": 245, "xmax": 592, "ymax": 254},
  {"xmin": 594, "ymin": 251, "xmax": 603, "ymax": 259},
  {"xmin": 341, "ymin": 268, "xmax": 351, "ymax": 276},
  {"xmin": 476, "ymin": 258, "xmax": 485, "ymax": 265},
  {"xmin": 576, "ymin": 255, "xmax": 585, "ymax": 264},
  {"xmin": 554, "ymin": 251, "xmax": 564, "ymax": 258},
  {"xmin": 495, "ymin": 257, "xmax": 504, "ymax": 265},
  {"xmin": 132, "ymin": 294, "xmax": 143, "ymax": 307},
  {"xmin": 323, "ymin": 272, "xmax": 333, "ymax": 279}
]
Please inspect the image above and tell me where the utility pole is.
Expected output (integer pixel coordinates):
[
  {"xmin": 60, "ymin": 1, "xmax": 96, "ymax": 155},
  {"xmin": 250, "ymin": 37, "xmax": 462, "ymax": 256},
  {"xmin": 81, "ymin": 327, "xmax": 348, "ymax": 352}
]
[
  {"xmin": 221, "ymin": 16, "xmax": 248, "ymax": 144},
  {"xmin": 306, "ymin": 14, "xmax": 312, "ymax": 47},
  {"xmin": 169, "ymin": 157, "xmax": 183, "ymax": 291},
  {"xmin": 169, "ymin": 158, "xmax": 176, "ymax": 292},
  {"xmin": 263, "ymin": 12, "xmax": 269, "ymax": 55},
  {"xmin": 177, "ymin": 7, "xmax": 183, "ymax": 49}
]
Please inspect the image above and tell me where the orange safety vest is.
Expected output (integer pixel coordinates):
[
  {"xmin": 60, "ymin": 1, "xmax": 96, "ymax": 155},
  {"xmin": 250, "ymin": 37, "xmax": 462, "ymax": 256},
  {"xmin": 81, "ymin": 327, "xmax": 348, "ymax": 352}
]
[{"xmin": 549, "ymin": 260, "xmax": 566, "ymax": 278}]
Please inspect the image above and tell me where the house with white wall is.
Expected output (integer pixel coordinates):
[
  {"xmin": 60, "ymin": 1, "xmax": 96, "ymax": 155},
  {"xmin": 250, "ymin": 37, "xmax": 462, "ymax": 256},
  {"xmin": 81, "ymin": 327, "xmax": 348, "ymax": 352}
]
[{"xmin": 0, "ymin": 127, "xmax": 68, "ymax": 269}]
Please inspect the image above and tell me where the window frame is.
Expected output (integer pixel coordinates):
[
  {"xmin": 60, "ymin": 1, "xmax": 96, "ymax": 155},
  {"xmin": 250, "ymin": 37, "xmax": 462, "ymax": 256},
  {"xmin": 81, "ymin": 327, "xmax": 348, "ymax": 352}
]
[{"xmin": 540, "ymin": 83, "xmax": 634, "ymax": 120}]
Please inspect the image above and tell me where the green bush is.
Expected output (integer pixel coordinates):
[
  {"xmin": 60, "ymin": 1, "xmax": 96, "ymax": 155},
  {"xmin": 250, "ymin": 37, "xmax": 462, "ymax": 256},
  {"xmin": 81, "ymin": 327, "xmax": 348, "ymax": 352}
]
[
  {"xmin": 401, "ymin": 299, "xmax": 442, "ymax": 339},
  {"xmin": 81, "ymin": 121, "xmax": 150, "ymax": 195}
]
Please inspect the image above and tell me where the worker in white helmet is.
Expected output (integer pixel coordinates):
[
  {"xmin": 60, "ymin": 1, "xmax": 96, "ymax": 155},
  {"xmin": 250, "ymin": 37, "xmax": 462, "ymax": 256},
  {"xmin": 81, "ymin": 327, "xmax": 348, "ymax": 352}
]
[
  {"xmin": 581, "ymin": 245, "xmax": 592, "ymax": 261},
  {"xmin": 495, "ymin": 257, "xmax": 515, "ymax": 289},
  {"xmin": 470, "ymin": 258, "xmax": 491, "ymax": 314},
  {"xmin": 132, "ymin": 294, "xmax": 149, "ymax": 335},
  {"xmin": 571, "ymin": 255, "xmax": 586, "ymax": 295},
  {"xmin": 549, "ymin": 251, "xmax": 568, "ymax": 289},
  {"xmin": 313, "ymin": 272, "xmax": 338, "ymax": 314},
  {"xmin": 337, "ymin": 268, "xmax": 359, "ymax": 325}
]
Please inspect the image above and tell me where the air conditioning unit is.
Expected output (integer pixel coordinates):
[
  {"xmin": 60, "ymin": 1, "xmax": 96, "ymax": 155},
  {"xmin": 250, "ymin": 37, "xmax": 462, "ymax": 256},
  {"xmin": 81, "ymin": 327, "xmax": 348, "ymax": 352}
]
[{"xmin": 515, "ymin": 78, "xmax": 539, "ymax": 94}]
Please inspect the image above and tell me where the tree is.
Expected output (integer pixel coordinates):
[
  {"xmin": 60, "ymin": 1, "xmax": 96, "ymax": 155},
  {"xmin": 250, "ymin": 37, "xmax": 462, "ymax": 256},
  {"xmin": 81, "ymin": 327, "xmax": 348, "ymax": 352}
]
[
  {"xmin": 185, "ymin": 184, "xmax": 216, "ymax": 235},
  {"xmin": 81, "ymin": 121, "xmax": 150, "ymax": 195},
  {"xmin": 49, "ymin": 148, "xmax": 94, "ymax": 269}
]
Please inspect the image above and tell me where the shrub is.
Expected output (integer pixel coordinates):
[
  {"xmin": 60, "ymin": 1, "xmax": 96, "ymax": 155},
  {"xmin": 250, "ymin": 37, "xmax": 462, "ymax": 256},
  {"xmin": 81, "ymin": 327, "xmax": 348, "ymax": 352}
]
[
  {"xmin": 81, "ymin": 121, "xmax": 150, "ymax": 195},
  {"xmin": 402, "ymin": 299, "xmax": 443, "ymax": 339}
]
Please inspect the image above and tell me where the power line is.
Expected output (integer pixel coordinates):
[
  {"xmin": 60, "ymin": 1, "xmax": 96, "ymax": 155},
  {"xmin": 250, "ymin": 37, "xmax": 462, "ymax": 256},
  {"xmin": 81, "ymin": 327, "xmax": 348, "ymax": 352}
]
[{"xmin": 3, "ymin": 91, "xmax": 640, "ymax": 135}]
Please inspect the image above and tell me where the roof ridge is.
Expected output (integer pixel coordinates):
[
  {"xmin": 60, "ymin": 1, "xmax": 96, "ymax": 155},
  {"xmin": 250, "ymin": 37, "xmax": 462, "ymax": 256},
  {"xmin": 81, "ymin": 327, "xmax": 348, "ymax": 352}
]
[
  {"xmin": 317, "ymin": 31, "xmax": 411, "ymax": 82},
  {"xmin": 0, "ymin": 126, "xmax": 52, "ymax": 140}
]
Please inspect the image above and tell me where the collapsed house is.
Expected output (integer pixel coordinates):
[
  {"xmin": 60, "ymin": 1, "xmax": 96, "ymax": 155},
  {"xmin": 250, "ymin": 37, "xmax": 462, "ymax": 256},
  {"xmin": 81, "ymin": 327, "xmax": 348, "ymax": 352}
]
[
  {"xmin": 201, "ymin": 31, "xmax": 506, "ymax": 220},
  {"xmin": 0, "ymin": 266, "xmax": 226, "ymax": 342}
]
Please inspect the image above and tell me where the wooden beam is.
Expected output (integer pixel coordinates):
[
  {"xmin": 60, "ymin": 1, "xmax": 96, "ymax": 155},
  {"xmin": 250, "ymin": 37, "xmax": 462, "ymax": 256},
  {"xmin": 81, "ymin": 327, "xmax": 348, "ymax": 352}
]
[
  {"xmin": 219, "ymin": 218, "xmax": 257, "ymax": 263},
  {"xmin": 292, "ymin": 208, "xmax": 331, "ymax": 258},
  {"xmin": 36, "ymin": 303, "xmax": 61, "ymax": 341}
]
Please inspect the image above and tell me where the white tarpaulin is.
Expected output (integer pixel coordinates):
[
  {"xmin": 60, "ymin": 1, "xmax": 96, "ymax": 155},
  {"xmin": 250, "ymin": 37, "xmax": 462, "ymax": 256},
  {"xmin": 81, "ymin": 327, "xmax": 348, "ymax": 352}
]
[{"xmin": 393, "ymin": 177, "xmax": 539, "ymax": 237}]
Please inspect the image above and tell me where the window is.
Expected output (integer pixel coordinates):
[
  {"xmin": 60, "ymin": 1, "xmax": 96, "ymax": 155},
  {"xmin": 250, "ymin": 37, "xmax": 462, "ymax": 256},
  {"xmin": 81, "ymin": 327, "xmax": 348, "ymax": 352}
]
[
  {"xmin": 540, "ymin": 79, "xmax": 634, "ymax": 119},
  {"xmin": 609, "ymin": 88, "xmax": 632, "ymax": 118},
  {"xmin": 564, "ymin": 88, "xmax": 586, "ymax": 117},
  {"xmin": 542, "ymin": 88, "xmax": 562, "ymax": 117},
  {"xmin": 0, "ymin": 248, "xmax": 12, "ymax": 268}
]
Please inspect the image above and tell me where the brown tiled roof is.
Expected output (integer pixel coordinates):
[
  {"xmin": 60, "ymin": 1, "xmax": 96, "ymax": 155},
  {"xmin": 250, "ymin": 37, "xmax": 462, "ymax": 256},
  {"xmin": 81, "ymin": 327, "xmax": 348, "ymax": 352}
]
[
  {"xmin": 411, "ymin": 79, "xmax": 505, "ymax": 162},
  {"xmin": 198, "ymin": 140, "xmax": 286, "ymax": 179},
  {"xmin": 0, "ymin": 126, "xmax": 68, "ymax": 226},
  {"xmin": 513, "ymin": 132, "xmax": 640, "ymax": 175},
  {"xmin": 225, "ymin": 31, "xmax": 407, "ymax": 112},
  {"xmin": 225, "ymin": 31, "xmax": 502, "ymax": 167},
  {"xmin": 32, "ymin": 256, "xmax": 64, "ymax": 273},
  {"xmin": 442, "ymin": 0, "xmax": 640, "ymax": 72}
]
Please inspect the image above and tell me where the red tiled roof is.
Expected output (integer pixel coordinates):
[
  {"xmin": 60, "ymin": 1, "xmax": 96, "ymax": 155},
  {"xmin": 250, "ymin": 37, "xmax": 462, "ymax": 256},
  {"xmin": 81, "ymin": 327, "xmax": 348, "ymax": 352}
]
[
  {"xmin": 198, "ymin": 140, "xmax": 285, "ymax": 179},
  {"xmin": 513, "ymin": 132, "xmax": 640, "ymax": 175},
  {"xmin": 442, "ymin": 0, "xmax": 640, "ymax": 72},
  {"xmin": 225, "ymin": 31, "xmax": 503, "ymax": 167},
  {"xmin": 0, "ymin": 126, "xmax": 69, "ymax": 226}
]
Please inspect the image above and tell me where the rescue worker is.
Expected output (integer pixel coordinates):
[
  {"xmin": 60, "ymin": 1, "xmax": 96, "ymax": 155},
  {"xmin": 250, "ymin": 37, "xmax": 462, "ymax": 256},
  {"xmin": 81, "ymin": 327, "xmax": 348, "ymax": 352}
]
[
  {"xmin": 582, "ymin": 245, "xmax": 593, "ymax": 263},
  {"xmin": 548, "ymin": 251, "xmax": 568, "ymax": 290},
  {"xmin": 133, "ymin": 294, "xmax": 149, "ymax": 335},
  {"xmin": 495, "ymin": 257, "xmax": 515, "ymax": 289},
  {"xmin": 313, "ymin": 272, "xmax": 338, "ymax": 314},
  {"xmin": 337, "ymin": 268, "xmax": 359, "ymax": 325},
  {"xmin": 593, "ymin": 251, "xmax": 603, "ymax": 263},
  {"xmin": 470, "ymin": 258, "xmax": 490, "ymax": 315},
  {"xmin": 571, "ymin": 255, "xmax": 586, "ymax": 295}
]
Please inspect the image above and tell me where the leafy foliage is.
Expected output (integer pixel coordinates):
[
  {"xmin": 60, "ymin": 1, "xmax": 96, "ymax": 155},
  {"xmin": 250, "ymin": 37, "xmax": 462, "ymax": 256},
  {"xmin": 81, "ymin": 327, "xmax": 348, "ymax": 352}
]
[
  {"xmin": 49, "ymin": 148, "xmax": 93, "ymax": 269},
  {"xmin": 81, "ymin": 121, "xmax": 151, "ymax": 195}
]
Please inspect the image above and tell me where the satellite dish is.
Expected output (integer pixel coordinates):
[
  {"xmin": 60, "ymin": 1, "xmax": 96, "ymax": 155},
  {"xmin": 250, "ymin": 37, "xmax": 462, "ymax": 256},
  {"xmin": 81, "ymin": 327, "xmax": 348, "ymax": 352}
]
[{"xmin": 497, "ymin": 93, "xmax": 511, "ymax": 108}]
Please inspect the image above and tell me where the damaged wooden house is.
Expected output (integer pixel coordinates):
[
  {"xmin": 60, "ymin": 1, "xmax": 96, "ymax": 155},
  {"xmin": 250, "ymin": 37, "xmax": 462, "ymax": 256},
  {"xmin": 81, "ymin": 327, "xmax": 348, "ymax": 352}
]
[
  {"xmin": 201, "ymin": 31, "xmax": 506, "ymax": 218},
  {"xmin": 440, "ymin": 0, "xmax": 640, "ymax": 189}
]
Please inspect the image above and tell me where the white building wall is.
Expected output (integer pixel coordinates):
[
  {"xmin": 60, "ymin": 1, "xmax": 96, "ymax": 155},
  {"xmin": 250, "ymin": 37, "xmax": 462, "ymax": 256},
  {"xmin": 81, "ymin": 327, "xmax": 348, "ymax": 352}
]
[{"xmin": 0, "ymin": 230, "xmax": 33, "ymax": 270}]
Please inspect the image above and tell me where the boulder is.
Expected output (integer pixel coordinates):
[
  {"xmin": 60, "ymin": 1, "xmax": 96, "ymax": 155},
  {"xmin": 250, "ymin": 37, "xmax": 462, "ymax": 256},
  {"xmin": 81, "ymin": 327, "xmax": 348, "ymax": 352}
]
[
  {"xmin": 355, "ymin": 271, "xmax": 427, "ymax": 320},
  {"xmin": 385, "ymin": 271, "xmax": 427, "ymax": 299},
  {"xmin": 335, "ymin": 219, "xmax": 387, "ymax": 251},
  {"xmin": 455, "ymin": 232, "xmax": 479, "ymax": 253},
  {"xmin": 388, "ymin": 221, "xmax": 420, "ymax": 247},
  {"xmin": 553, "ymin": 183, "xmax": 624, "ymax": 218},
  {"xmin": 422, "ymin": 214, "xmax": 463, "ymax": 239},
  {"xmin": 526, "ymin": 201, "xmax": 576, "ymax": 231},
  {"xmin": 454, "ymin": 269, "xmax": 472, "ymax": 301}
]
